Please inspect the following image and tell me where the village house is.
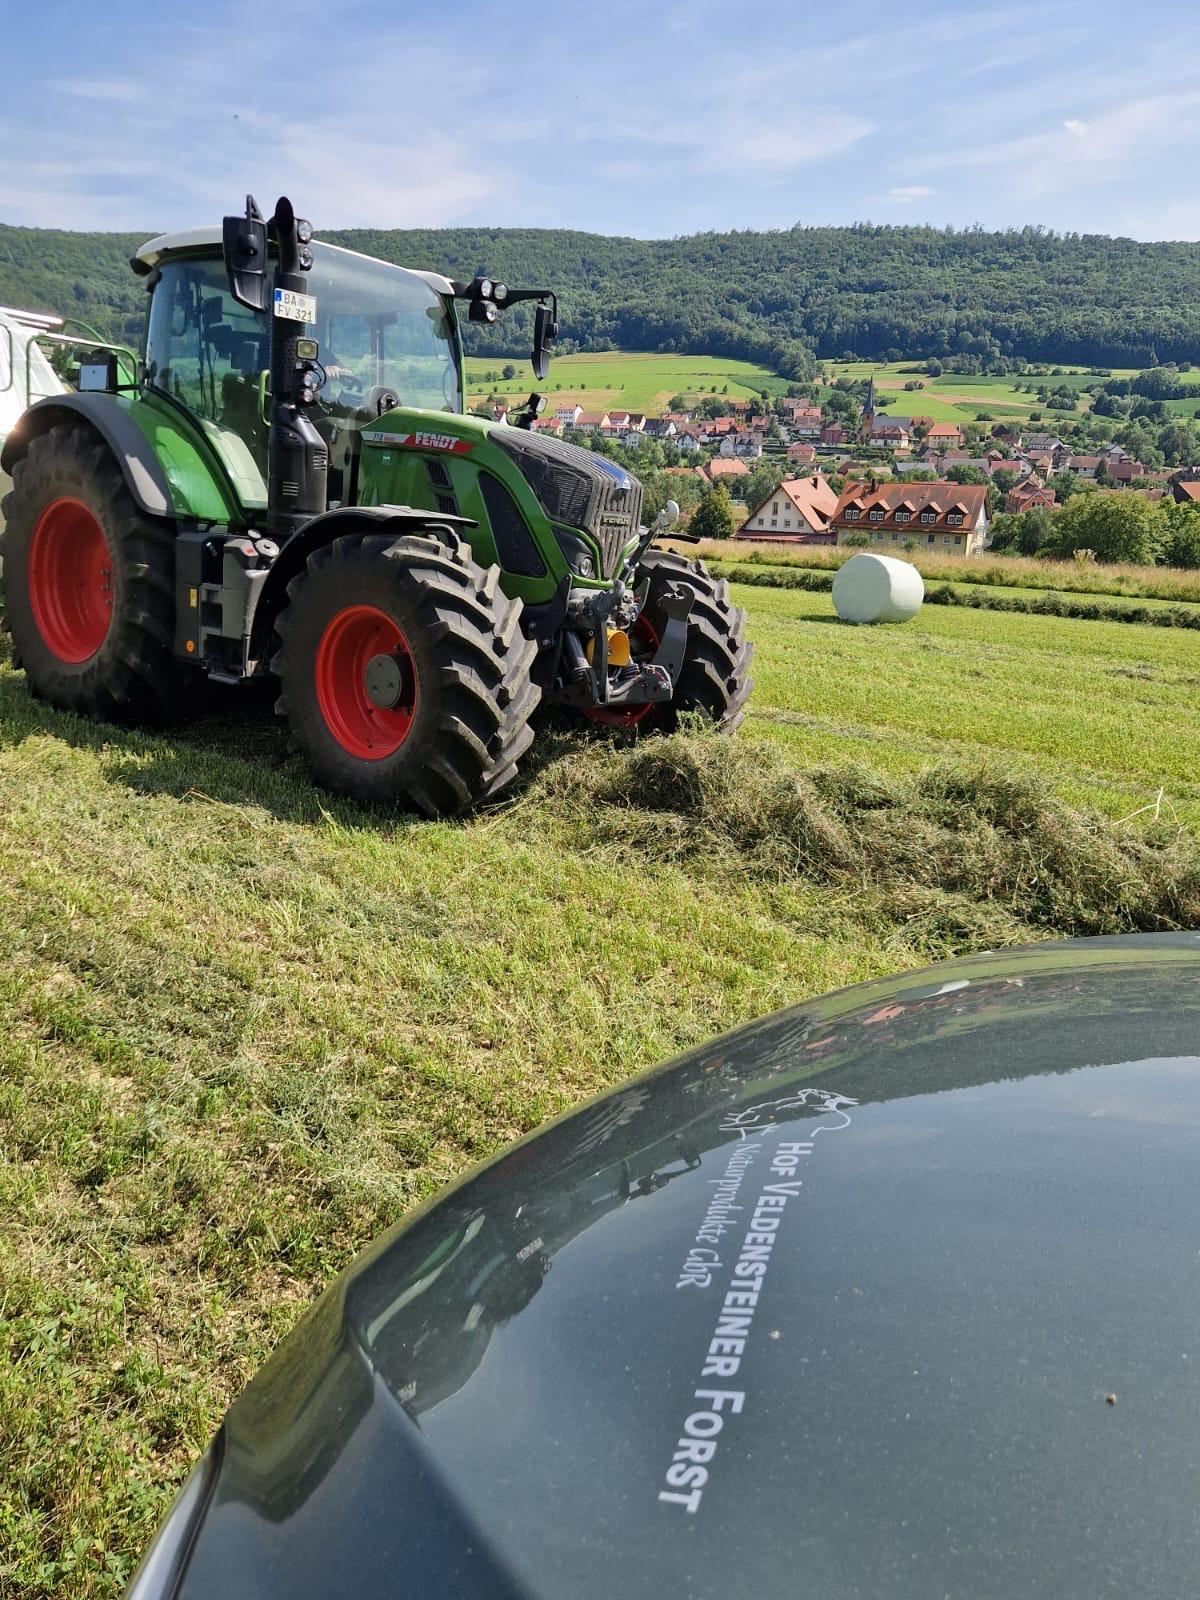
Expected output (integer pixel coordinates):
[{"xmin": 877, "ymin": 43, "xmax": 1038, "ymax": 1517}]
[
  {"xmin": 832, "ymin": 480, "xmax": 990, "ymax": 557},
  {"xmin": 924, "ymin": 422, "xmax": 964, "ymax": 451},
  {"xmin": 787, "ymin": 440, "xmax": 817, "ymax": 466},
  {"xmin": 1005, "ymin": 481, "xmax": 1056, "ymax": 514},
  {"xmin": 573, "ymin": 411, "xmax": 611, "ymax": 435},
  {"xmin": 1108, "ymin": 459, "xmax": 1146, "ymax": 484},
  {"xmin": 702, "ymin": 457, "xmax": 751, "ymax": 483},
  {"xmin": 643, "ymin": 417, "xmax": 677, "ymax": 439},
  {"xmin": 737, "ymin": 475, "xmax": 839, "ymax": 544},
  {"xmin": 821, "ymin": 421, "xmax": 849, "ymax": 445},
  {"xmin": 781, "ymin": 400, "xmax": 822, "ymax": 424},
  {"xmin": 792, "ymin": 413, "xmax": 825, "ymax": 438},
  {"xmin": 554, "ymin": 403, "xmax": 583, "ymax": 425},
  {"xmin": 1173, "ymin": 481, "xmax": 1200, "ymax": 504},
  {"xmin": 719, "ymin": 429, "xmax": 764, "ymax": 459},
  {"xmin": 533, "ymin": 415, "xmax": 565, "ymax": 437},
  {"xmin": 1065, "ymin": 456, "xmax": 1102, "ymax": 479},
  {"xmin": 1021, "ymin": 434, "xmax": 1070, "ymax": 470},
  {"xmin": 870, "ymin": 420, "xmax": 911, "ymax": 451}
]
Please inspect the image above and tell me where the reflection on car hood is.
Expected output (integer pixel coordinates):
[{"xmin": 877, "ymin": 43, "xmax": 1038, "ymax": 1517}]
[{"xmin": 177, "ymin": 934, "xmax": 1200, "ymax": 1599}]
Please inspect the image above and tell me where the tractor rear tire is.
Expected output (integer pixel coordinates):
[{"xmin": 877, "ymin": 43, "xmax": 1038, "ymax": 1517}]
[
  {"xmin": 590, "ymin": 548, "xmax": 753, "ymax": 733},
  {"xmin": 273, "ymin": 531, "xmax": 540, "ymax": 814},
  {"xmin": 1, "ymin": 422, "xmax": 184, "ymax": 723}
]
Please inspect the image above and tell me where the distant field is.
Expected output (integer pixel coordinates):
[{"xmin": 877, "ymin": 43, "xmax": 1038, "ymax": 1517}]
[
  {"xmin": 820, "ymin": 358, "xmax": 1143, "ymax": 423},
  {"xmin": 462, "ymin": 350, "xmax": 1162, "ymax": 422},
  {"xmin": 464, "ymin": 351, "xmax": 787, "ymax": 413}
]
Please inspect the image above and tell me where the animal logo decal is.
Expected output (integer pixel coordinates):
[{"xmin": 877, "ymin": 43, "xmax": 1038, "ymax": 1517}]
[{"xmin": 718, "ymin": 1086, "xmax": 858, "ymax": 1139}]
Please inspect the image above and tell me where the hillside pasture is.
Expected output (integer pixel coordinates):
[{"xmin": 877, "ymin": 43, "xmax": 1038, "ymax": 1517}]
[{"xmin": 464, "ymin": 350, "xmax": 787, "ymax": 413}]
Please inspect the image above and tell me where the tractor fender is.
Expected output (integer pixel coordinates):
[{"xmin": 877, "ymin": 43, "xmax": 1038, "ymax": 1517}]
[
  {"xmin": 0, "ymin": 394, "xmax": 174, "ymax": 519},
  {"xmin": 249, "ymin": 504, "xmax": 477, "ymax": 662}
]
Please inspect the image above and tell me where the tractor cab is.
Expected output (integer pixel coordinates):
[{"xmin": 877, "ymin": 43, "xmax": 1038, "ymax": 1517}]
[{"xmin": 135, "ymin": 232, "xmax": 462, "ymax": 511}]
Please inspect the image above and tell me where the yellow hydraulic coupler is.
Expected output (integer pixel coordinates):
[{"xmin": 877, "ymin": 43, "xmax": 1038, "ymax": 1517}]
[{"xmin": 587, "ymin": 629, "xmax": 632, "ymax": 667}]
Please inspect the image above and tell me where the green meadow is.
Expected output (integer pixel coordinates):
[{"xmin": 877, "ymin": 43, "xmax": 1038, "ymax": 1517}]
[{"xmin": 464, "ymin": 350, "xmax": 788, "ymax": 413}]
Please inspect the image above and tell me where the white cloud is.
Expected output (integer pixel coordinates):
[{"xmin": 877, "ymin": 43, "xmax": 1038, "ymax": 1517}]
[
  {"xmin": 889, "ymin": 185, "xmax": 932, "ymax": 201},
  {"xmin": 50, "ymin": 77, "xmax": 143, "ymax": 103},
  {"xmin": 1064, "ymin": 118, "xmax": 1089, "ymax": 136}
]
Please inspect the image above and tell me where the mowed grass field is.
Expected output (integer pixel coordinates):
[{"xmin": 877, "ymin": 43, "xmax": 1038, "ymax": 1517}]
[
  {"xmin": 4, "ymin": 582, "xmax": 1200, "ymax": 1596},
  {"xmin": 464, "ymin": 350, "xmax": 786, "ymax": 413}
]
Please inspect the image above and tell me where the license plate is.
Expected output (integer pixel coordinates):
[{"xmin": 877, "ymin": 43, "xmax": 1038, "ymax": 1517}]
[{"xmin": 273, "ymin": 287, "xmax": 316, "ymax": 324}]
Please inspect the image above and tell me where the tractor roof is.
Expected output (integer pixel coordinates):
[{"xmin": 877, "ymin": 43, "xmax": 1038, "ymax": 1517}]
[{"xmin": 131, "ymin": 229, "xmax": 455, "ymax": 298}]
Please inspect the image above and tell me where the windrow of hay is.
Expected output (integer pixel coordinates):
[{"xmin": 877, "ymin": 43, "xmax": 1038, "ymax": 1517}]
[{"xmin": 525, "ymin": 729, "xmax": 1200, "ymax": 951}]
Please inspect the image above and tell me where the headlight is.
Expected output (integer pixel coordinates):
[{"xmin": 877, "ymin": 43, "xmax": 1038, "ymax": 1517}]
[
  {"xmin": 553, "ymin": 528, "xmax": 598, "ymax": 579},
  {"xmin": 124, "ymin": 1436, "xmax": 222, "ymax": 1599}
]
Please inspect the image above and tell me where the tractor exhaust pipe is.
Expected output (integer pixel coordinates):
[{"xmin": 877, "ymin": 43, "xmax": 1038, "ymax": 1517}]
[
  {"xmin": 266, "ymin": 197, "xmax": 327, "ymax": 529},
  {"xmin": 221, "ymin": 194, "xmax": 327, "ymax": 533}
]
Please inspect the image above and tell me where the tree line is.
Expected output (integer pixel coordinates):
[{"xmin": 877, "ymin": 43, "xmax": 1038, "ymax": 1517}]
[{"xmin": 6, "ymin": 219, "xmax": 1200, "ymax": 372}]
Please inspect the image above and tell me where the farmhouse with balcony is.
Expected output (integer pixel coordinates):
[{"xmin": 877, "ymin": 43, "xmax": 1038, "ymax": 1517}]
[
  {"xmin": 833, "ymin": 480, "xmax": 990, "ymax": 557},
  {"xmin": 737, "ymin": 475, "xmax": 839, "ymax": 544}
]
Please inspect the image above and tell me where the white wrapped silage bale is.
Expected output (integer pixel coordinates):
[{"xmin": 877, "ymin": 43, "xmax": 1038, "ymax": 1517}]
[{"xmin": 831, "ymin": 553, "xmax": 924, "ymax": 624}]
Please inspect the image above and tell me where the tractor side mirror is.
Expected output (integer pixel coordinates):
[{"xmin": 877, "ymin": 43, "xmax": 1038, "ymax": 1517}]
[
  {"xmin": 222, "ymin": 195, "xmax": 269, "ymax": 314},
  {"xmin": 532, "ymin": 299, "xmax": 558, "ymax": 381}
]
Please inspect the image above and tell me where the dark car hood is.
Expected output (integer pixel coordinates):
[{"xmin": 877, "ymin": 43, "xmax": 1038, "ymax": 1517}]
[{"xmin": 177, "ymin": 935, "xmax": 1200, "ymax": 1599}]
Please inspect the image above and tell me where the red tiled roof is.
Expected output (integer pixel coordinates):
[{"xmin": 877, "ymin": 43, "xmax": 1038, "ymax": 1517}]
[
  {"xmin": 832, "ymin": 479, "xmax": 987, "ymax": 531},
  {"xmin": 705, "ymin": 457, "xmax": 750, "ymax": 478}
]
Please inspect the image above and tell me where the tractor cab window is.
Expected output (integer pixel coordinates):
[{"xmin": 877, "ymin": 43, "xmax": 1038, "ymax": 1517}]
[
  {"xmin": 145, "ymin": 256, "xmax": 269, "ymax": 508},
  {"xmin": 304, "ymin": 243, "xmax": 461, "ymax": 417}
]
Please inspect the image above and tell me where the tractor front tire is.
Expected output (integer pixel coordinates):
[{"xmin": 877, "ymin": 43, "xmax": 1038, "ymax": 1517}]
[
  {"xmin": 1, "ymin": 422, "xmax": 184, "ymax": 723},
  {"xmin": 274, "ymin": 532, "xmax": 540, "ymax": 814},
  {"xmin": 605, "ymin": 548, "xmax": 754, "ymax": 734}
]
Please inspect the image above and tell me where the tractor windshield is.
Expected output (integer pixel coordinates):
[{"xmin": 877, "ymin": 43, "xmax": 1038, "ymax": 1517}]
[{"xmin": 304, "ymin": 244, "xmax": 461, "ymax": 415}]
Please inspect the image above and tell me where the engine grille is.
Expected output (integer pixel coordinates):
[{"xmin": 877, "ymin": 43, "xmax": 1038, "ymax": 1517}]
[{"xmin": 492, "ymin": 428, "xmax": 643, "ymax": 578}]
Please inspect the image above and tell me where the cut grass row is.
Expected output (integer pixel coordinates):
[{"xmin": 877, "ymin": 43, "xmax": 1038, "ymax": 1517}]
[
  {"xmin": 708, "ymin": 559, "xmax": 1200, "ymax": 630},
  {"xmin": 691, "ymin": 539, "xmax": 1200, "ymax": 604},
  {"xmin": 4, "ymin": 581, "xmax": 1200, "ymax": 1596}
]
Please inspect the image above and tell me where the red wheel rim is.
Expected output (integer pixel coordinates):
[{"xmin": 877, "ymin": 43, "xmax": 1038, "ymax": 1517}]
[
  {"xmin": 27, "ymin": 498, "xmax": 113, "ymax": 663},
  {"xmin": 314, "ymin": 605, "xmax": 418, "ymax": 760},
  {"xmin": 583, "ymin": 611, "xmax": 660, "ymax": 728}
]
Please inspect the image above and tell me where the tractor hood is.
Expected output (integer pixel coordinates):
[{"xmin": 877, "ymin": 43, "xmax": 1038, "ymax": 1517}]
[{"xmin": 159, "ymin": 935, "xmax": 1200, "ymax": 1599}]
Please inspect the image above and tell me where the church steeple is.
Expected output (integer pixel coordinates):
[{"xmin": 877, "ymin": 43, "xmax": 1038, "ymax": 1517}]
[{"xmin": 860, "ymin": 376, "xmax": 876, "ymax": 441}]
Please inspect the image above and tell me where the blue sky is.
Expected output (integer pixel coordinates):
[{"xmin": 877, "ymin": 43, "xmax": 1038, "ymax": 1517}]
[{"xmin": 4, "ymin": 0, "xmax": 1200, "ymax": 239}]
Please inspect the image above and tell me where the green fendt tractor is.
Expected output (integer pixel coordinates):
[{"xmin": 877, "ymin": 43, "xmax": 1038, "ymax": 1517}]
[{"xmin": 0, "ymin": 196, "xmax": 752, "ymax": 814}]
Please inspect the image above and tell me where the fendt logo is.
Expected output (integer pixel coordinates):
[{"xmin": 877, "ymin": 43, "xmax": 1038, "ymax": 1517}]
[{"xmin": 363, "ymin": 430, "xmax": 475, "ymax": 455}]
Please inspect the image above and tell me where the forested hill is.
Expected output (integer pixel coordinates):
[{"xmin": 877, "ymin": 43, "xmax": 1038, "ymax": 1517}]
[{"xmin": 3, "ymin": 219, "xmax": 1200, "ymax": 371}]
